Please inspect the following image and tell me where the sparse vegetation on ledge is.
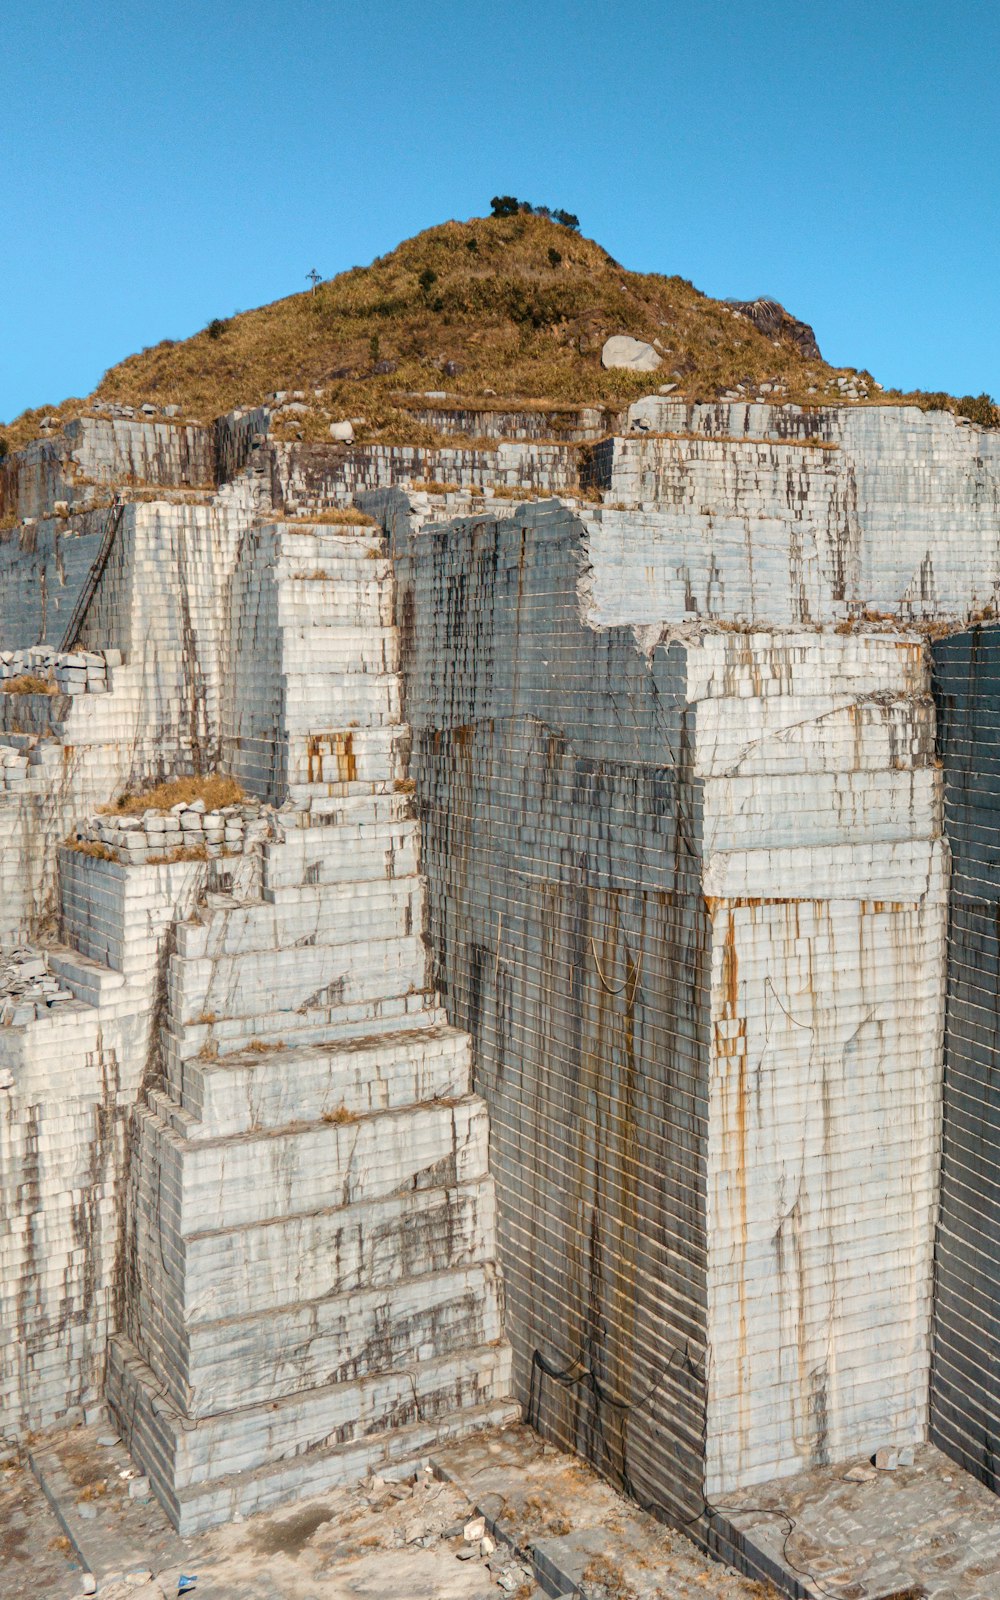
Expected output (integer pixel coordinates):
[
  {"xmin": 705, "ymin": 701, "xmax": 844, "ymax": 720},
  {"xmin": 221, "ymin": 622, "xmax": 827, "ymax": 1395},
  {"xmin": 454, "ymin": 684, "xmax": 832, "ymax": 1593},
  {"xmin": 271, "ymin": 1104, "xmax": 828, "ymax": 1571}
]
[
  {"xmin": 66, "ymin": 839, "xmax": 115, "ymax": 861},
  {"xmin": 2, "ymin": 674, "xmax": 56, "ymax": 695},
  {"xmin": 282, "ymin": 507, "xmax": 379, "ymax": 527},
  {"xmin": 146, "ymin": 844, "xmax": 210, "ymax": 865},
  {"xmin": 323, "ymin": 1104, "xmax": 357, "ymax": 1124},
  {"xmin": 105, "ymin": 773, "xmax": 245, "ymax": 815}
]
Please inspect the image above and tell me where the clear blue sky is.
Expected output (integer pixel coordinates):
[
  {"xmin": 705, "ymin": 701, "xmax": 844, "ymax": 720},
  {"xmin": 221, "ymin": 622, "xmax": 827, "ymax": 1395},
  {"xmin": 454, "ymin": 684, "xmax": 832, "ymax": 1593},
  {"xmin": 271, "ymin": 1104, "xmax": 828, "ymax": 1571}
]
[{"xmin": 3, "ymin": 1, "xmax": 998, "ymax": 422}]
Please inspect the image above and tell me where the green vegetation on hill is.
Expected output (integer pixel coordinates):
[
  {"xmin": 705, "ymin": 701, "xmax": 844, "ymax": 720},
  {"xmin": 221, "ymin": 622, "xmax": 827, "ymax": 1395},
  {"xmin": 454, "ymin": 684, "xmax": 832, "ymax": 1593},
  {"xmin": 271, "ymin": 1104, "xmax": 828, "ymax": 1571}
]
[{"xmin": 3, "ymin": 212, "xmax": 998, "ymax": 451}]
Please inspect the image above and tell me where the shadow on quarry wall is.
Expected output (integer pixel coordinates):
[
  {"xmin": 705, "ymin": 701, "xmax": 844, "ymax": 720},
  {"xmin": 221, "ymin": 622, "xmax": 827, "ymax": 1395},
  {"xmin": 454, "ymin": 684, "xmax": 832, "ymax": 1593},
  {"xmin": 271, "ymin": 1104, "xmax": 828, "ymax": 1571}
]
[
  {"xmin": 931, "ymin": 624, "xmax": 1000, "ymax": 1489},
  {"xmin": 0, "ymin": 517, "xmax": 105, "ymax": 649},
  {"xmin": 390, "ymin": 497, "xmax": 711, "ymax": 1529}
]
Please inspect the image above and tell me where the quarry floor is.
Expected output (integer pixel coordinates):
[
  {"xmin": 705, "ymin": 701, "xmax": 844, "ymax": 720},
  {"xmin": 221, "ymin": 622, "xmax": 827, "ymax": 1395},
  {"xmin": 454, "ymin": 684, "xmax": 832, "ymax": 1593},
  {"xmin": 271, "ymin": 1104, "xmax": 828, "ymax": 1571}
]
[
  {"xmin": 6, "ymin": 1419, "xmax": 765, "ymax": 1600},
  {"xmin": 7, "ymin": 1418, "xmax": 1000, "ymax": 1600},
  {"xmin": 724, "ymin": 1440, "xmax": 1000, "ymax": 1598}
]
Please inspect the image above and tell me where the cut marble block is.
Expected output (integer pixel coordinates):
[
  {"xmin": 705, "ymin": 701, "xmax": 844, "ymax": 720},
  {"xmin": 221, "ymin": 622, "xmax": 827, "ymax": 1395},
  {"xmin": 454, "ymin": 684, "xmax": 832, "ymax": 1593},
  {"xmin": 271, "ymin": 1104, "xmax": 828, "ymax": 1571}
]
[
  {"xmin": 696, "ymin": 635, "xmax": 947, "ymax": 1498},
  {"xmin": 144, "ymin": 1259, "xmax": 503, "ymax": 1416},
  {"xmin": 260, "ymin": 820, "xmax": 420, "ymax": 889},
  {"xmin": 162, "ymin": 991, "xmax": 448, "ymax": 1075},
  {"xmin": 130, "ymin": 1094, "xmax": 491, "ymax": 1236},
  {"xmin": 168, "ymin": 927, "xmax": 429, "ymax": 1022},
  {"xmin": 172, "ymin": 1024, "xmax": 472, "ymax": 1136},
  {"xmin": 185, "ymin": 1181, "xmax": 495, "ymax": 1321},
  {"xmin": 174, "ymin": 877, "xmax": 423, "ymax": 961},
  {"xmin": 108, "ymin": 1337, "xmax": 516, "ymax": 1533}
]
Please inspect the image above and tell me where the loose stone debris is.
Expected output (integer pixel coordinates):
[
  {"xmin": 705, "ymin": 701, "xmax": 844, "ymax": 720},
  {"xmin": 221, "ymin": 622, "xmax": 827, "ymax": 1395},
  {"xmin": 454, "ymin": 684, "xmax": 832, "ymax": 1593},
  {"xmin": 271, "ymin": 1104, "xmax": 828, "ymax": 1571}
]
[
  {"xmin": 0, "ymin": 946, "xmax": 76, "ymax": 1023},
  {"xmin": 1, "ymin": 1420, "xmax": 778, "ymax": 1599},
  {"xmin": 723, "ymin": 1442, "xmax": 1000, "ymax": 1599}
]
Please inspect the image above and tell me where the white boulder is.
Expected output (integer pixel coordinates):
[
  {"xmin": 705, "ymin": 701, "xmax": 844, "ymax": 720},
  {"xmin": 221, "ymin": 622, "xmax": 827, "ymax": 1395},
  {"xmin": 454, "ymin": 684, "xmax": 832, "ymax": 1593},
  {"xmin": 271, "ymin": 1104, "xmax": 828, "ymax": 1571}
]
[
  {"xmin": 601, "ymin": 335, "xmax": 663, "ymax": 372},
  {"xmin": 329, "ymin": 420, "xmax": 355, "ymax": 443}
]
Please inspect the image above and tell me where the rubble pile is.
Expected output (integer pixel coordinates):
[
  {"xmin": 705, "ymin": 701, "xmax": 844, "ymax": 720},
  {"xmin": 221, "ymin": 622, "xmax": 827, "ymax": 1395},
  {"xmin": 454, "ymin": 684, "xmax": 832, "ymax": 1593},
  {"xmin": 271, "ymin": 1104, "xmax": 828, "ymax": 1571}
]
[{"xmin": 0, "ymin": 947, "xmax": 75, "ymax": 1025}]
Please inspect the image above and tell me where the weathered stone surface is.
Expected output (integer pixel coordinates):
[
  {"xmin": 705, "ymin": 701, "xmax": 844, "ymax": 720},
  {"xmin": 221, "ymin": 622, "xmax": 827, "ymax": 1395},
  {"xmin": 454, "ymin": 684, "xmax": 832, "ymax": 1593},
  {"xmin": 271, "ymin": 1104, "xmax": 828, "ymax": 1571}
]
[
  {"xmin": 0, "ymin": 463, "xmax": 515, "ymax": 1529},
  {"xmin": 601, "ymin": 334, "xmax": 662, "ymax": 371},
  {"xmin": 2, "ymin": 399, "xmax": 1000, "ymax": 1576},
  {"xmin": 103, "ymin": 520, "xmax": 514, "ymax": 1526},
  {"xmin": 726, "ymin": 295, "xmax": 822, "ymax": 360}
]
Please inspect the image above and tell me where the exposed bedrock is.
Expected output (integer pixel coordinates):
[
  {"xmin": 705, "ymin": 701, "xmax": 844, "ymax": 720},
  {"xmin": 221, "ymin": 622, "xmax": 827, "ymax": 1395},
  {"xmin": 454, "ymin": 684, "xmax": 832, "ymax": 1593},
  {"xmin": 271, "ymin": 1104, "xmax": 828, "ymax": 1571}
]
[
  {"xmin": 386, "ymin": 496, "xmax": 946, "ymax": 1527},
  {"xmin": 0, "ymin": 400, "xmax": 998, "ymax": 1573}
]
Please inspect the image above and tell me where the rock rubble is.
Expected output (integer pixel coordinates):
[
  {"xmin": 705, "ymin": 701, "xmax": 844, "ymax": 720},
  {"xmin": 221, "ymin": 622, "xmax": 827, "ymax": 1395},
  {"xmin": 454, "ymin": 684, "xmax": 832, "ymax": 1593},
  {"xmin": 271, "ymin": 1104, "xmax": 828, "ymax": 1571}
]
[{"xmin": 0, "ymin": 947, "xmax": 75, "ymax": 1025}]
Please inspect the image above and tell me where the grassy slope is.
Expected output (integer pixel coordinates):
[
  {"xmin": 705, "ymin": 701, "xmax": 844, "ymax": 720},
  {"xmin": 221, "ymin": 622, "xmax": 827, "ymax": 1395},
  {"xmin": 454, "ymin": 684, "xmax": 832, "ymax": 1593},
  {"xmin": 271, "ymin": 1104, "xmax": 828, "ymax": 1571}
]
[{"xmin": 2, "ymin": 212, "xmax": 989, "ymax": 452}]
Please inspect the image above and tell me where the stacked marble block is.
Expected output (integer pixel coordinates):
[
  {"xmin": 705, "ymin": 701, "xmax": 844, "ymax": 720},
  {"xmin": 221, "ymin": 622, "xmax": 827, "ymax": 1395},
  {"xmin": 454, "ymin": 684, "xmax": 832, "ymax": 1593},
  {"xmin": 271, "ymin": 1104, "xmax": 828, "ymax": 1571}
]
[
  {"xmin": 73, "ymin": 800, "xmax": 273, "ymax": 863},
  {"xmin": 0, "ymin": 983, "xmax": 112, "ymax": 1430},
  {"xmin": 108, "ymin": 520, "xmax": 515, "ymax": 1532},
  {"xmin": 0, "ymin": 416, "xmax": 215, "ymax": 521},
  {"xmin": 270, "ymin": 437, "xmax": 580, "ymax": 518},
  {"xmin": 585, "ymin": 396, "xmax": 1000, "ymax": 626},
  {"xmin": 0, "ymin": 646, "xmax": 119, "ymax": 693}
]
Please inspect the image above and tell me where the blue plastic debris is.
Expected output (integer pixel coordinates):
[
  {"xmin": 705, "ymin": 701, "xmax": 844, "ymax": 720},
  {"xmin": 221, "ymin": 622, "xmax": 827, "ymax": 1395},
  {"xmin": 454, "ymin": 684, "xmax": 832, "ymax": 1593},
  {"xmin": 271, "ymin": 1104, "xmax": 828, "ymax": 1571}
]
[{"xmin": 178, "ymin": 1581, "xmax": 197, "ymax": 1596}]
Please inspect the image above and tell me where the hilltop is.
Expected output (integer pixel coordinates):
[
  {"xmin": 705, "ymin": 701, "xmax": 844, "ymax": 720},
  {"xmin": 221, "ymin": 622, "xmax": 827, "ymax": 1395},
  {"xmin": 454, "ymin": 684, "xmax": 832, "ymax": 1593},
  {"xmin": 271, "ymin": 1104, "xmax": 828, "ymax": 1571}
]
[{"xmin": 3, "ymin": 211, "xmax": 996, "ymax": 452}]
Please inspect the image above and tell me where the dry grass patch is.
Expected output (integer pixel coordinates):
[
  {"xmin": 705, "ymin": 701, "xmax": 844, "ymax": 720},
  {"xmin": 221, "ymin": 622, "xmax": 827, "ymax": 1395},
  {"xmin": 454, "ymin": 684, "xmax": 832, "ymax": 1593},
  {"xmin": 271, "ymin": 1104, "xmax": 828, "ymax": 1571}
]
[
  {"xmin": 66, "ymin": 839, "xmax": 115, "ymax": 861},
  {"xmin": 244, "ymin": 1038, "xmax": 285, "ymax": 1054},
  {"xmin": 7, "ymin": 211, "xmax": 995, "ymax": 462},
  {"xmin": 322, "ymin": 1104, "xmax": 356, "ymax": 1125},
  {"xmin": 147, "ymin": 844, "xmax": 209, "ymax": 864},
  {"xmin": 107, "ymin": 773, "xmax": 245, "ymax": 814},
  {"xmin": 515, "ymin": 1494, "xmax": 572, "ymax": 1539},
  {"xmin": 410, "ymin": 479, "xmax": 461, "ymax": 495},
  {"xmin": 122, "ymin": 484, "xmax": 216, "ymax": 501},
  {"xmin": 581, "ymin": 1555, "xmax": 639, "ymax": 1600},
  {"xmin": 6, "ymin": 211, "xmax": 956, "ymax": 454},
  {"xmin": 483, "ymin": 484, "xmax": 552, "ymax": 500},
  {"xmin": 2, "ymin": 674, "xmax": 55, "ymax": 695},
  {"xmin": 284, "ymin": 507, "xmax": 378, "ymax": 527}
]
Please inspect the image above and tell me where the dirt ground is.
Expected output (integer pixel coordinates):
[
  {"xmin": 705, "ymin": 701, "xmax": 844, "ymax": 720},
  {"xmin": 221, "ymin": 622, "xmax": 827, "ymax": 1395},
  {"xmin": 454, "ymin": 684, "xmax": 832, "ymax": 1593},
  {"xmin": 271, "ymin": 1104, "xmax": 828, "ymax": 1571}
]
[{"xmin": 5, "ymin": 1420, "xmax": 772, "ymax": 1600}]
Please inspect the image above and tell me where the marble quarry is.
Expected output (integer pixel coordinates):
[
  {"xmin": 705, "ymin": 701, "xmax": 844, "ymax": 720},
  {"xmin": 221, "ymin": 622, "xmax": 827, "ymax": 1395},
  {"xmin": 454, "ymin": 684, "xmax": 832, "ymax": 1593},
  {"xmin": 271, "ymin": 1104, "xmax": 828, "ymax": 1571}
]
[{"xmin": 2, "ymin": 397, "xmax": 1000, "ymax": 1585}]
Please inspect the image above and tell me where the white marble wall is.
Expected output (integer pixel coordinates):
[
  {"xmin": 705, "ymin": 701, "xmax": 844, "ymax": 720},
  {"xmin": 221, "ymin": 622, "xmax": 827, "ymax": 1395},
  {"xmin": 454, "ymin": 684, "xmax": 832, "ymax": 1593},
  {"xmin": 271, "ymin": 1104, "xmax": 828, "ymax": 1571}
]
[
  {"xmin": 582, "ymin": 400, "xmax": 1000, "ymax": 627},
  {"xmin": 1, "ymin": 419, "xmax": 214, "ymax": 521},
  {"xmin": 0, "ymin": 849, "xmax": 218, "ymax": 1431},
  {"xmin": 0, "ymin": 397, "xmax": 996, "ymax": 1517},
  {"xmin": 687, "ymin": 632, "xmax": 946, "ymax": 1494}
]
